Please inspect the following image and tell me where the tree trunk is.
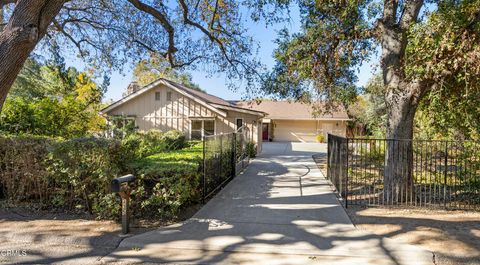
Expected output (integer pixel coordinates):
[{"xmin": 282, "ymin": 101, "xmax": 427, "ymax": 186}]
[
  {"xmin": 383, "ymin": 89, "xmax": 417, "ymax": 204},
  {"xmin": 0, "ymin": 6, "xmax": 4, "ymax": 31},
  {"xmin": 0, "ymin": 0, "xmax": 64, "ymax": 111},
  {"xmin": 379, "ymin": 0, "xmax": 425, "ymax": 204}
]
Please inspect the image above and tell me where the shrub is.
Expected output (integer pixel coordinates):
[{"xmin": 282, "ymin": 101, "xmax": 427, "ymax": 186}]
[
  {"xmin": 122, "ymin": 130, "xmax": 166, "ymax": 158},
  {"xmin": 127, "ymin": 142, "xmax": 203, "ymax": 218},
  {"xmin": 161, "ymin": 130, "xmax": 185, "ymax": 151},
  {"xmin": 0, "ymin": 134, "xmax": 201, "ymax": 220},
  {"xmin": 47, "ymin": 137, "xmax": 130, "ymax": 218},
  {"xmin": 316, "ymin": 134, "xmax": 326, "ymax": 143},
  {"xmin": 246, "ymin": 141, "xmax": 257, "ymax": 158},
  {"xmin": 0, "ymin": 135, "xmax": 53, "ymax": 203}
]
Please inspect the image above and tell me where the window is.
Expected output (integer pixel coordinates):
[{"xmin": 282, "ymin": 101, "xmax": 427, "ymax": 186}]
[
  {"xmin": 236, "ymin": 118, "xmax": 243, "ymax": 131},
  {"xmin": 191, "ymin": 120, "xmax": 203, "ymax": 140},
  {"xmin": 155, "ymin": 92, "xmax": 161, "ymax": 101},
  {"xmin": 190, "ymin": 120, "xmax": 215, "ymax": 140},
  {"xmin": 166, "ymin": 91, "xmax": 172, "ymax": 101},
  {"xmin": 204, "ymin": 120, "xmax": 215, "ymax": 136}
]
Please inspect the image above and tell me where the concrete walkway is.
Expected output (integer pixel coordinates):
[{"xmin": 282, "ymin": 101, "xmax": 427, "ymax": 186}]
[{"xmin": 102, "ymin": 142, "xmax": 432, "ymax": 265}]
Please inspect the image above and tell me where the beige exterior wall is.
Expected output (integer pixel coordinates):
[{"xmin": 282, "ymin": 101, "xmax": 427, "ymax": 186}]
[
  {"xmin": 108, "ymin": 84, "xmax": 217, "ymax": 133},
  {"xmin": 272, "ymin": 119, "xmax": 347, "ymax": 142},
  {"xmin": 215, "ymin": 110, "xmax": 263, "ymax": 152},
  {"xmin": 107, "ymin": 84, "xmax": 263, "ymax": 149}
]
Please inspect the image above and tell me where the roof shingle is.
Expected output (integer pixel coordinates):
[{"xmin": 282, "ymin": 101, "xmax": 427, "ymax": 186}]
[{"xmin": 235, "ymin": 100, "xmax": 350, "ymax": 120}]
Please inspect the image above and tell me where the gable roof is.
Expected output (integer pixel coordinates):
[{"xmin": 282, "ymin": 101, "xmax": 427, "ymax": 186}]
[
  {"xmin": 162, "ymin": 79, "xmax": 232, "ymax": 106},
  {"xmin": 235, "ymin": 100, "xmax": 350, "ymax": 120},
  {"xmin": 101, "ymin": 78, "xmax": 264, "ymax": 117}
]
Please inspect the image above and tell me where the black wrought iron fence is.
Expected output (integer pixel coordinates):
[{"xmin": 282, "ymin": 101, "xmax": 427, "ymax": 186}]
[
  {"xmin": 327, "ymin": 134, "xmax": 480, "ymax": 210},
  {"xmin": 202, "ymin": 128, "xmax": 250, "ymax": 201}
]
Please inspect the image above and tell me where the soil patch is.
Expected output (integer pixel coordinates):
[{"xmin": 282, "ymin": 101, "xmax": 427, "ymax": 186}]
[{"xmin": 346, "ymin": 205, "xmax": 480, "ymax": 265}]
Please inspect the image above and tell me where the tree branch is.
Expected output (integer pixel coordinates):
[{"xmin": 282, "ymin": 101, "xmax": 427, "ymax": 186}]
[
  {"xmin": 383, "ymin": 0, "xmax": 399, "ymax": 25},
  {"xmin": 52, "ymin": 19, "xmax": 85, "ymax": 58},
  {"xmin": 209, "ymin": 0, "xmax": 219, "ymax": 30},
  {"xmin": 177, "ymin": 0, "xmax": 231, "ymax": 63},
  {"xmin": 126, "ymin": 0, "xmax": 178, "ymax": 65},
  {"xmin": 399, "ymin": 0, "xmax": 423, "ymax": 30},
  {"xmin": 466, "ymin": 10, "xmax": 480, "ymax": 31},
  {"xmin": 0, "ymin": 0, "xmax": 15, "ymax": 8}
]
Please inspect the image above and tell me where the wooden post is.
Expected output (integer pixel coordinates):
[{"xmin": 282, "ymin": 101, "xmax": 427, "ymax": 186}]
[{"xmin": 119, "ymin": 189, "xmax": 131, "ymax": 235}]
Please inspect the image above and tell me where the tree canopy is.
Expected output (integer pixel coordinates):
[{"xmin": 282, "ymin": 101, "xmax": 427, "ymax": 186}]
[
  {"xmin": 0, "ymin": 58, "xmax": 106, "ymax": 138},
  {"xmin": 261, "ymin": 0, "xmax": 479, "ymax": 198},
  {"xmin": 0, "ymin": 0, "xmax": 290, "ymax": 111},
  {"xmin": 264, "ymin": 1, "xmax": 480, "ymax": 121},
  {"xmin": 132, "ymin": 54, "xmax": 203, "ymax": 91}
]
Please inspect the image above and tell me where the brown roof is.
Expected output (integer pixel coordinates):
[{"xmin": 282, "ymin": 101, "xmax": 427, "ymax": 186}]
[
  {"xmin": 163, "ymin": 79, "xmax": 232, "ymax": 106},
  {"xmin": 102, "ymin": 78, "xmax": 264, "ymax": 116},
  {"xmin": 235, "ymin": 100, "xmax": 350, "ymax": 120}
]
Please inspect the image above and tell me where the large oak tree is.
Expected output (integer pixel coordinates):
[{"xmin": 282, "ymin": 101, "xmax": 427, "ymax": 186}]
[
  {"xmin": 264, "ymin": 0, "xmax": 480, "ymax": 201},
  {"xmin": 0, "ymin": 0, "xmax": 288, "ymax": 110}
]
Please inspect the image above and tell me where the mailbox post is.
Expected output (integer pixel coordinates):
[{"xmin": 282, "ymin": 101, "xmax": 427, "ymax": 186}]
[{"xmin": 111, "ymin": 174, "xmax": 135, "ymax": 235}]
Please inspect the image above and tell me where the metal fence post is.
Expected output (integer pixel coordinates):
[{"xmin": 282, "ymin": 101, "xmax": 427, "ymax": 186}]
[
  {"xmin": 232, "ymin": 133, "xmax": 236, "ymax": 179},
  {"xmin": 202, "ymin": 136, "xmax": 206, "ymax": 204},
  {"xmin": 327, "ymin": 134, "xmax": 331, "ymax": 180},
  {"xmin": 444, "ymin": 140, "xmax": 448, "ymax": 209},
  {"xmin": 219, "ymin": 134, "xmax": 223, "ymax": 181},
  {"xmin": 345, "ymin": 138, "xmax": 349, "ymax": 208}
]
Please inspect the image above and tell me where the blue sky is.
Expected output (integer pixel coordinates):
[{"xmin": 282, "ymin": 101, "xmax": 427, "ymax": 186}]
[{"xmin": 67, "ymin": 5, "xmax": 376, "ymax": 102}]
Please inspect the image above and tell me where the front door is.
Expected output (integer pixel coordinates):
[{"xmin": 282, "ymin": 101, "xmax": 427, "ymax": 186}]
[{"xmin": 262, "ymin": 123, "xmax": 269, "ymax": 141}]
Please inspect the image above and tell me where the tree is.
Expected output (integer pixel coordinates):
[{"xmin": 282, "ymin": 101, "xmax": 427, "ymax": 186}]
[
  {"xmin": 264, "ymin": 1, "xmax": 480, "ymax": 201},
  {"xmin": 132, "ymin": 54, "xmax": 203, "ymax": 91},
  {"xmin": 0, "ymin": 0, "xmax": 289, "ymax": 111},
  {"xmin": 0, "ymin": 59, "xmax": 106, "ymax": 138},
  {"xmin": 349, "ymin": 74, "xmax": 387, "ymax": 137},
  {"xmin": 351, "ymin": 72, "xmax": 480, "ymax": 141}
]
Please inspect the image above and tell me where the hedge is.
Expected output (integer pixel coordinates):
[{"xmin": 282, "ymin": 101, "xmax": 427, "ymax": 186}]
[{"xmin": 0, "ymin": 131, "xmax": 199, "ymax": 220}]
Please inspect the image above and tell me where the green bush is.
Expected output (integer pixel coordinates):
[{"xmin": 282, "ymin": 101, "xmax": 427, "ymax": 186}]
[
  {"xmin": 0, "ymin": 135, "xmax": 53, "ymax": 203},
  {"xmin": 127, "ymin": 142, "xmax": 203, "ymax": 218},
  {"xmin": 161, "ymin": 130, "xmax": 186, "ymax": 151},
  {"xmin": 246, "ymin": 141, "xmax": 257, "ymax": 158},
  {"xmin": 122, "ymin": 130, "xmax": 166, "ymax": 158},
  {"xmin": 0, "ymin": 134, "xmax": 201, "ymax": 220},
  {"xmin": 121, "ymin": 130, "xmax": 185, "ymax": 159},
  {"xmin": 47, "ymin": 137, "xmax": 131, "ymax": 218}
]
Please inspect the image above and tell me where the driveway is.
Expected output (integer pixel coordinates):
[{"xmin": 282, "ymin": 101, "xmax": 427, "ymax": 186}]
[{"xmin": 102, "ymin": 142, "xmax": 432, "ymax": 265}]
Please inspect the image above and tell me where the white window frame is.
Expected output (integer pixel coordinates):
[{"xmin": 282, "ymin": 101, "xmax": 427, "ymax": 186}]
[
  {"xmin": 155, "ymin": 91, "xmax": 161, "ymax": 101},
  {"xmin": 166, "ymin": 91, "xmax": 172, "ymax": 101},
  {"xmin": 189, "ymin": 119, "xmax": 216, "ymax": 139}
]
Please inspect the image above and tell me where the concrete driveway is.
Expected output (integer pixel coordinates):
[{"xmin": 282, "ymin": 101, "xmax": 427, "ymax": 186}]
[{"xmin": 102, "ymin": 142, "xmax": 432, "ymax": 265}]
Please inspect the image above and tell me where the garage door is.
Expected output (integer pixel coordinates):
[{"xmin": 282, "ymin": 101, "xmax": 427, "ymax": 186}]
[{"xmin": 274, "ymin": 120, "xmax": 317, "ymax": 142}]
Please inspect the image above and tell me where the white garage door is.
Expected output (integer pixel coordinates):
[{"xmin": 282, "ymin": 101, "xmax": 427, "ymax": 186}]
[{"xmin": 274, "ymin": 120, "xmax": 317, "ymax": 142}]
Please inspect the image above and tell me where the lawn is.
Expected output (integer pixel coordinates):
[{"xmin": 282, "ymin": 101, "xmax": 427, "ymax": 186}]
[{"xmin": 129, "ymin": 141, "xmax": 203, "ymax": 176}]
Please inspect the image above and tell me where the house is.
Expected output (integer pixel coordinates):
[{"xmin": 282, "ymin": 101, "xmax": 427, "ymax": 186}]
[
  {"xmin": 235, "ymin": 100, "xmax": 349, "ymax": 142},
  {"xmin": 101, "ymin": 79, "xmax": 350, "ymax": 146},
  {"xmin": 101, "ymin": 79, "xmax": 266, "ymax": 151}
]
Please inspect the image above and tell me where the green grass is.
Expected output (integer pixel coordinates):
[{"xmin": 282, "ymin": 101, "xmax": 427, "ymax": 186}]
[{"xmin": 129, "ymin": 141, "xmax": 203, "ymax": 176}]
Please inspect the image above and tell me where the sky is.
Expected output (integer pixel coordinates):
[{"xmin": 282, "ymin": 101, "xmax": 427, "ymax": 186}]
[{"xmin": 66, "ymin": 4, "xmax": 377, "ymax": 103}]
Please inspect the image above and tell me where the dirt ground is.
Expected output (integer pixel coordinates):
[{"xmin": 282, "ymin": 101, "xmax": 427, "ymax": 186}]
[
  {"xmin": 345, "ymin": 205, "xmax": 480, "ymax": 265},
  {"xmin": 0, "ymin": 204, "xmax": 202, "ymax": 264},
  {"xmin": 0, "ymin": 204, "xmax": 203, "ymax": 240}
]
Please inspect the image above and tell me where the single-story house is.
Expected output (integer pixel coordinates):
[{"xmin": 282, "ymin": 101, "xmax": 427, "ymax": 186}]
[
  {"xmin": 101, "ymin": 78, "xmax": 350, "ymax": 147},
  {"xmin": 235, "ymin": 100, "xmax": 349, "ymax": 142},
  {"xmin": 101, "ymin": 78, "xmax": 266, "ymax": 151}
]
